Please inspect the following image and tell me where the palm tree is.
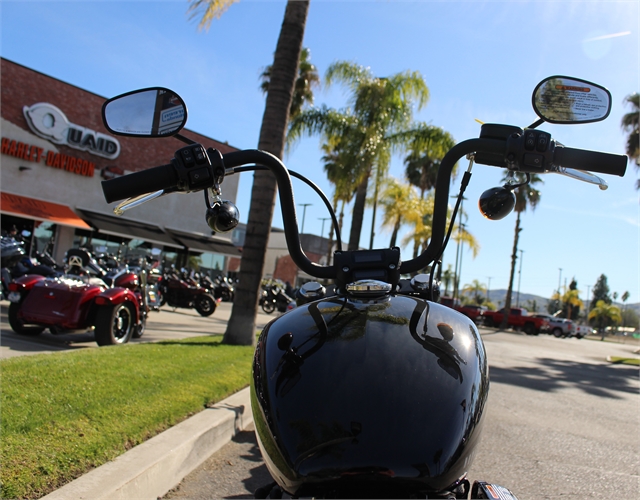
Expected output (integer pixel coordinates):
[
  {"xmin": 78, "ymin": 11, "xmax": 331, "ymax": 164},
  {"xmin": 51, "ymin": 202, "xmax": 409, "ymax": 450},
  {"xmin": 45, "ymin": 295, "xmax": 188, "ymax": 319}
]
[
  {"xmin": 260, "ymin": 47, "xmax": 320, "ymax": 119},
  {"xmin": 588, "ymin": 300, "xmax": 622, "ymax": 340},
  {"xmin": 441, "ymin": 264, "xmax": 454, "ymax": 296},
  {"xmin": 188, "ymin": 0, "xmax": 310, "ymax": 345},
  {"xmin": 462, "ymin": 279, "xmax": 487, "ymax": 305},
  {"xmin": 621, "ymin": 93, "xmax": 639, "ymax": 189},
  {"xmin": 379, "ymin": 178, "xmax": 420, "ymax": 248},
  {"xmin": 289, "ymin": 62, "xmax": 430, "ymax": 251},
  {"xmin": 320, "ymin": 136, "xmax": 358, "ymax": 264},
  {"xmin": 500, "ymin": 172, "xmax": 543, "ymax": 328},
  {"xmin": 403, "ymin": 124, "xmax": 456, "ymax": 198}
]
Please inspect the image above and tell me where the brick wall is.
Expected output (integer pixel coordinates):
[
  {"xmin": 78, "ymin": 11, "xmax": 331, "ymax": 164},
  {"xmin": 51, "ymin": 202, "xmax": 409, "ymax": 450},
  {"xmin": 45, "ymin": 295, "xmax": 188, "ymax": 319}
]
[{"xmin": 1, "ymin": 58, "xmax": 238, "ymax": 173}]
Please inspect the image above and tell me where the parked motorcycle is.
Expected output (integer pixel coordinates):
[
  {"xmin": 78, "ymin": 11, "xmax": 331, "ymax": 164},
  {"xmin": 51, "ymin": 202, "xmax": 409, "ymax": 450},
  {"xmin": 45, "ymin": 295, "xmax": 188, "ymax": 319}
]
[
  {"xmin": 6, "ymin": 247, "xmax": 149, "ymax": 346},
  {"xmin": 1, "ymin": 236, "xmax": 61, "ymax": 300},
  {"xmin": 100, "ymin": 79, "xmax": 626, "ymax": 499},
  {"xmin": 259, "ymin": 282, "xmax": 293, "ymax": 314},
  {"xmin": 158, "ymin": 267, "xmax": 219, "ymax": 316},
  {"xmin": 212, "ymin": 275, "xmax": 235, "ymax": 302}
]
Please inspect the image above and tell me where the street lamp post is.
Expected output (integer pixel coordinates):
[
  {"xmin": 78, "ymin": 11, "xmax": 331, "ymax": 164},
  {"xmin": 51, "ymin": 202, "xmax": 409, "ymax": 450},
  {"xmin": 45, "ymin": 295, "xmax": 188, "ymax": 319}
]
[{"xmin": 318, "ymin": 217, "xmax": 331, "ymax": 239}]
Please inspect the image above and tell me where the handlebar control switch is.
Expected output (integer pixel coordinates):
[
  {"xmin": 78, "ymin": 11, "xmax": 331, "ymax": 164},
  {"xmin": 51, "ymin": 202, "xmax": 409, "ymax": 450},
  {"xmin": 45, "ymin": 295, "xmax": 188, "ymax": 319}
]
[{"xmin": 173, "ymin": 144, "xmax": 216, "ymax": 192}]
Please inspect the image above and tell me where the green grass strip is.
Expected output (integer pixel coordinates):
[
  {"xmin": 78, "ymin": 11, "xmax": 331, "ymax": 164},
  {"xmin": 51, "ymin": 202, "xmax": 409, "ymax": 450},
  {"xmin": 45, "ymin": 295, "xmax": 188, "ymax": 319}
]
[
  {"xmin": 606, "ymin": 356, "xmax": 640, "ymax": 366},
  {"xmin": 1, "ymin": 336, "xmax": 253, "ymax": 499}
]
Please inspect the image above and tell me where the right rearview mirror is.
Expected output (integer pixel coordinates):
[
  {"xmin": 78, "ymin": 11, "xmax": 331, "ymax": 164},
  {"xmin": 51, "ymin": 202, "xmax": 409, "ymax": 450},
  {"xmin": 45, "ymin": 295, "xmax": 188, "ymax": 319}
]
[{"xmin": 532, "ymin": 76, "xmax": 611, "ymax": 125}]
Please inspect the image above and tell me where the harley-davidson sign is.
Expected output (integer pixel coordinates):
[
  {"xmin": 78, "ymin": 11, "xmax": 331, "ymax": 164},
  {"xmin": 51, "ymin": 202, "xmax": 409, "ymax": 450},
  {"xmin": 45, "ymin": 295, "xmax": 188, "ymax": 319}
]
[{"xmin": 23, "ymin": 102, "xmax": 120, "ymax": 159}]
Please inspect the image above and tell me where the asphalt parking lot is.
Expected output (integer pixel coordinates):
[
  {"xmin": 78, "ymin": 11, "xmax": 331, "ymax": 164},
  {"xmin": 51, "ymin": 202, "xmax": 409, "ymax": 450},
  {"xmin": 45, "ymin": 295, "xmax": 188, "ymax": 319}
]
[{"xmin": 0, "ymin": 300, "xmax": 277, "ymax": 359}]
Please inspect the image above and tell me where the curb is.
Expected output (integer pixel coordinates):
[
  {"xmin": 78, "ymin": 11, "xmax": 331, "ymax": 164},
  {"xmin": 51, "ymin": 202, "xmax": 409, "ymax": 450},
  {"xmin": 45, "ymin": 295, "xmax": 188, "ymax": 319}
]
[{"xmin": 42, "ymin": 387, "xmax": 253, "ymax": 500}]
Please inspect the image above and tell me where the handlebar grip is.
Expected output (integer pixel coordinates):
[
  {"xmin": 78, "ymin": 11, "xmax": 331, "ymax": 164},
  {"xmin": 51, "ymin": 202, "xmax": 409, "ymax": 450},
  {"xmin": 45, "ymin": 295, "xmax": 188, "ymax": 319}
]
[
  {"xmin": 102, "ymin": 163, "xmax": 178, "ymax": 203},
  {"xmin": 554, "ymin": 146, "xmax": 627, "ymax": 177}
]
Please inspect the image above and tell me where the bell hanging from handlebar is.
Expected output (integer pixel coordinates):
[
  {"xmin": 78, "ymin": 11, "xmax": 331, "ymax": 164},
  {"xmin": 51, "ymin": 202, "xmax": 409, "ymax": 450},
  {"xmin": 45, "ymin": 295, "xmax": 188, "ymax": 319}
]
[
  {"xmin": 205, "ymin": 200, "xmax": 240, "ymax": 233},
  {"xmin": 478, "ymin": 185, "xmax": 516, "ymax": 220}
]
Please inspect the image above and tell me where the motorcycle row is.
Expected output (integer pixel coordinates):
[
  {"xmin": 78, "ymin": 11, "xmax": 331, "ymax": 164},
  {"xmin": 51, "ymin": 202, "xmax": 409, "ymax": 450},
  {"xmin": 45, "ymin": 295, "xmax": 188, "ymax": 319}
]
[{"xmin": 1, "ymin": 234, "xmax": 236, "ymax": 346}]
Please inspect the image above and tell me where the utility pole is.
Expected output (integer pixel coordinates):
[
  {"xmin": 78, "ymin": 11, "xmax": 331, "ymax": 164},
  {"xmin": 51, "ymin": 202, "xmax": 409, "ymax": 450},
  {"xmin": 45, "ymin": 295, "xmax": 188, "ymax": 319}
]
[
  {"xmin": 298, "ymin": 203, "xmax": 312, "ymax": 234},
  {"xmin": 516, "ymin": 249, "xmax": 524, "ymax": 307}
]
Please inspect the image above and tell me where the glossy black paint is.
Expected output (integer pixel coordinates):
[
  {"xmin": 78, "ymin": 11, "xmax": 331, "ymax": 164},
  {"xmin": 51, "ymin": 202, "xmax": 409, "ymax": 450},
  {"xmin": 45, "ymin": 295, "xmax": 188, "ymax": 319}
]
[{"xmin": 251, "ymin": 294, "xmax": 489, "ymax": 497}]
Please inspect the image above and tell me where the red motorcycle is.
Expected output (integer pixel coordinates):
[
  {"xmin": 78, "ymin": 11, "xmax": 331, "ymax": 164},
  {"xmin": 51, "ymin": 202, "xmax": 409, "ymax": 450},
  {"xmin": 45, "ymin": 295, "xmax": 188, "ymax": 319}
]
[
  {"xmin": 6, "ymin": 248, "xmax": 149, "ymax": 346},
  {"xmin": 159, "ymin": 268, "xmax": 219, "ymax": 316}
]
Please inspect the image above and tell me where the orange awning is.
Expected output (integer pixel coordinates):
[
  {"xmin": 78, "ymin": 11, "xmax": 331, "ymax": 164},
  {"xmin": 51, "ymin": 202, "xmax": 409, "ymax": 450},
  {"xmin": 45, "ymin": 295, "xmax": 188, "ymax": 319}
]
[{"xmin": 1, "ymin": 192, "xmax": 91, "ymax": 229}]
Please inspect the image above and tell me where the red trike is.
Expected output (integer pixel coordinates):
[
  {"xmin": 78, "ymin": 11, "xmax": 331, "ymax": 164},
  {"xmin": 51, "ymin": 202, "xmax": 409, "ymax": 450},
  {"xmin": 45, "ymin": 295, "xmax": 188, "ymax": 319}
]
[{"xmin": 7, "ymin": 248, "xmax": 149, "ymax": 346}]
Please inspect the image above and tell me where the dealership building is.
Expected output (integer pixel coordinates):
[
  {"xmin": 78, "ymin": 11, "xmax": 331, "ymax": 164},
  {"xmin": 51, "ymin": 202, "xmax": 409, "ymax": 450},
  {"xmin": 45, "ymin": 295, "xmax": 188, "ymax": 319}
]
[{"xmin": 1, "ymin": 58, "xmax": 241, "ymax": 272}]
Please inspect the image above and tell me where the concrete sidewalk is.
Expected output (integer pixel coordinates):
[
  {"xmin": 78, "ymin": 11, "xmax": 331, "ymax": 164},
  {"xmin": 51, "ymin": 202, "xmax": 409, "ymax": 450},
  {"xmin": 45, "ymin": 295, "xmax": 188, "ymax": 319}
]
[{"xmin": 42, "ymin": 387, "xmax": 253, "ymax": 500}]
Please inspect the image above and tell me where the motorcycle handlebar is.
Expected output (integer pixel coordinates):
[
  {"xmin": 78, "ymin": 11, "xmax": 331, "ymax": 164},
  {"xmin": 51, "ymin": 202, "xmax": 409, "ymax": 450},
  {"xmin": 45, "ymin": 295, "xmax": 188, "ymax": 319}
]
[
  {"xmin": 101, "ymin": 137, "xmax": 627, "ymax": 280},
  {"xmin": 553, "ymin": 146, "xmax": 627, "ymax": 177},
  {"xmin": 102, "ymin": 163, "xmax": 177, "ymax": 204}
]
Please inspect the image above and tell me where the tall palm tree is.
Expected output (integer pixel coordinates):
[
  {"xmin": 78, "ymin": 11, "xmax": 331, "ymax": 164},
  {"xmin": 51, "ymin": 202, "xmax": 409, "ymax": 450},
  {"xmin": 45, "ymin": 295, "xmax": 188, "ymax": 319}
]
[
  {"xmin": 189, "ymin": 0, "xmax": 310, "ymax": 345},
  {"xmin": 621, "ymin": 93, "xmax": 639, "ymax": 189},
  {"xmin": 378, "ymin": 178, "xmax": 420, "ymax": 248},
  {"xmin": 462, "ymin": 279, "xmax": 487, "ymax": 305},
  {"xmin": 588, "ymin": 300, "xmax": 622, "ymax": 340},
  {"xmin": 500, "ymin": 172, "xmax": 543, "ymax": 328},
  {"xmin": 289, "ymin": 62, "xmax": 430, "ymax": 251},
  {"xmin": 260, "ymin": 47, "xmax": 320, "ymax": 119},
  {"xmin": 403, "ymin": 124, "xmax": 456, "ymax": 198}
]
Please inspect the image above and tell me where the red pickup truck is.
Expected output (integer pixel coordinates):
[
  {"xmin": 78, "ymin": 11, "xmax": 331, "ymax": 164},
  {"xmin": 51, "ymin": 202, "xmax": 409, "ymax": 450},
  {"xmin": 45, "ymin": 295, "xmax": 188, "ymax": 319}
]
[
  {"xmin": 480, "ymin": 307, "xmax": 549, "ymax": 335},
  {"xmin": 439, "ymin": 297, "xmax": 487, "ymax": 323}
]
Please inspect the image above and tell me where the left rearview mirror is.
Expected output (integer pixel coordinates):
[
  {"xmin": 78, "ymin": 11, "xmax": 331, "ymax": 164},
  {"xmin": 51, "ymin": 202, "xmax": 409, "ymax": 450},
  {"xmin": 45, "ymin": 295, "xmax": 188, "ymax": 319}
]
[{"xmin": 102, "ymin": 87, "xmax": 187, "ymax": 137}]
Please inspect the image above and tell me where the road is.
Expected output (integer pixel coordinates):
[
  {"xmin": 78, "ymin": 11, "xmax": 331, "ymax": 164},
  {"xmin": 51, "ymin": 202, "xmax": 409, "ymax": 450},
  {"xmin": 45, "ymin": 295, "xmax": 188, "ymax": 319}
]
[
  {"xmin": 164, "ymin": 331, "xmax": 640, "ymax": 500},
  {"xmin": 0, "ymin": 300, "xmax": 277, "ymax": 359}
]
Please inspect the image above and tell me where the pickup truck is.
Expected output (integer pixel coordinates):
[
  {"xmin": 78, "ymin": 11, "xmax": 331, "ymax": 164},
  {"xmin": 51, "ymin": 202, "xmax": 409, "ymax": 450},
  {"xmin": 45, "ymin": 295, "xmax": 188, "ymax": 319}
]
[
  {"xmin": 480, "ymin": 307, "xmax": 549, "ymax": 335},
  {"xmin": 439, "ymin": 297, "xmax": 486, "ymax": 323},
  {"xmin": 531, "ymin": 313, "xmax": 574, "ymax": 338}
]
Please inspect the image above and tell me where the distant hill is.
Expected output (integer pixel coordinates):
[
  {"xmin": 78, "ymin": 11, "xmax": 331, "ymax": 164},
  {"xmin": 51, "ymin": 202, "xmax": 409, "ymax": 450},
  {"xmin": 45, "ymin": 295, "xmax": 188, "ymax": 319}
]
[{"xmin": 482, "ymin": 289, "xmax": 640, "ymax": 316}]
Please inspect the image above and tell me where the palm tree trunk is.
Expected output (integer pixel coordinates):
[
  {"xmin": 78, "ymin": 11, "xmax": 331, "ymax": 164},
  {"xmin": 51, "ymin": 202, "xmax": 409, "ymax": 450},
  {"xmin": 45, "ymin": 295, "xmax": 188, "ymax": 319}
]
[
  {"xmin": 501, "ymin": 212, "xmax": 522, "ymax": 329},
  {"xmin": 223, "ymin": 0, "xmax": 309, "ymax": 345},
  {"xmin": 348, "ymin": 173, "xmax": 370, "ymax": 250}
]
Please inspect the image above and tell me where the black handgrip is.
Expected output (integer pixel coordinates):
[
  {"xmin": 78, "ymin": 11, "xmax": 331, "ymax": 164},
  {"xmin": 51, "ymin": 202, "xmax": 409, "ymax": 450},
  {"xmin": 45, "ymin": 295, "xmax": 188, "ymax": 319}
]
[
  {"xmin": 102, "ymin": 163, "xmax": 178, "ymax": 203},
  {"xmin": 554, "ymin": 146, "xmax": 627, "ymax": 177}
]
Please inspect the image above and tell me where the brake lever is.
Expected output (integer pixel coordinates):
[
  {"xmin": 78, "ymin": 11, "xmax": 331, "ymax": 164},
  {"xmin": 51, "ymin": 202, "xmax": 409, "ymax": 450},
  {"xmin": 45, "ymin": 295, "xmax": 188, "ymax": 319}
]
[
  {"xmin": 553, "ymin": 167, "xmax": 608, "ymax": 190},
  {"xmin": 114, "ymin": 190, "xmax": 166, "ymax": 215}
]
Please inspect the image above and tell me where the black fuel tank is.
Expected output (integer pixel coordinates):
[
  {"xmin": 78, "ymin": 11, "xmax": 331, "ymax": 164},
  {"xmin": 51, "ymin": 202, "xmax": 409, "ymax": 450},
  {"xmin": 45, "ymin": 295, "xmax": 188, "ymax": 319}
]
[{"xmin": 251, "ymin": 294, "xmax": 489, "ymax": 498}]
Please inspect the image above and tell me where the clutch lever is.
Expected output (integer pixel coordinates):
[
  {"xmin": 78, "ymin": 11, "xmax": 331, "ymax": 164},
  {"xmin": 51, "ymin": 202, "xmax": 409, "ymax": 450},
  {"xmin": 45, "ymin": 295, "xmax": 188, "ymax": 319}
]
[
  {"xmin": 553, "ymin": 167, "xmax": 608, "ymax": 190},
  {"xmin": 114, "ymin": 190, "xmax": 166, "ymax": 215}
]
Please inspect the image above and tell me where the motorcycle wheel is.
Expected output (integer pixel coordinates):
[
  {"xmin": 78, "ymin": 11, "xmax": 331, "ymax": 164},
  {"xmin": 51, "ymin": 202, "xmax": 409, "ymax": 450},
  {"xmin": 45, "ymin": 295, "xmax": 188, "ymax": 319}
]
[
  {"xmin": 132, "ymin": 315, "xmax": 146, "ymax": 339},
  {"xmin": 94, "ymin": 302, "xmax": 135, "ymax": 346},
  {"xmin": 262, "ymin": 301, "xmax": 276, "ymax": 314},
  {"xmin": 195, "ymin": 294, "xmax": 216, "ymax": 317},
  {"xmin": 8, "ymin": 302, "xmax": 45, "ymax": 336}
]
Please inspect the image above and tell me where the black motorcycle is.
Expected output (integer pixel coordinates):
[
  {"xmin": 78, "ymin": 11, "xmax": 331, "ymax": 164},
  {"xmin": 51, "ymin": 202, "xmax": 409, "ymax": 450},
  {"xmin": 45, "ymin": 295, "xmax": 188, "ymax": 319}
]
[
  {"xmin": 158, "ymin": 267, "xmax": 218, "ymax": 316},
  {"xmin": 259, "ymin": 282, "xmax": 293, "ymax": 314},
  {"xmin": 99, "ymin": 78, "xmax": 626, "ymax": 499},
  {"xmin": 1, "ymin": 236, "xmax": 61, "ymax": 299}
]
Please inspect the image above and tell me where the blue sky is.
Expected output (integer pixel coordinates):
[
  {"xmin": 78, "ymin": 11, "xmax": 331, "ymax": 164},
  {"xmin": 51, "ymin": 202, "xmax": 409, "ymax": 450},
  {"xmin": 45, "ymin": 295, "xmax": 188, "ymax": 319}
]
[{"xmin": 2, "ymin": 0, "xmax": 638, "ymax": 303}]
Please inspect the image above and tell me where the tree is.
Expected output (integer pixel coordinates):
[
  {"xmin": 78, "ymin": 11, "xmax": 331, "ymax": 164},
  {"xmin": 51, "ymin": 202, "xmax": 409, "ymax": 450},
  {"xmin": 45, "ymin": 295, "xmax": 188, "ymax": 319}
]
[
  {"xmin": 561, "ymin": 278, "xmax": 583, "ymax": 320},
  {"xmin": 189, "ymin": 0, "xmax": 310, "ymax": 345},
  {"xmin": 403, "ymin": 124, "xmax": 456, "ymax": 198},
  {"xmin": 289, "ymin": 62, "xmax": 430, "ymax": 250},
  {"xmin": 621, "ymin": 93, "xmax": 639, "ymax": 189},
  {"xmin": 590, "ymin": 274, "xmax": 612, "ymax": 309},
  {"xmin": 378, "ymin": 178, "xmax": 420, "ymax": 248},
  {"xmin": 441, "ymin": 264, "xmax": 454, "ymax": 297},
  {"xmin": 462, "ymin": 279, "xmax": 487, "ymax": 305},
  {"xmin": 500, "ymin": 172, "xmax": 543, "ymax": 328},
  {"xmin": 260, "ymin": 47, "xmax": 320, "ymax": 120},
  {"xmin": 588, "ymin": 300, "xmax": 621, "ymax": 340}
]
